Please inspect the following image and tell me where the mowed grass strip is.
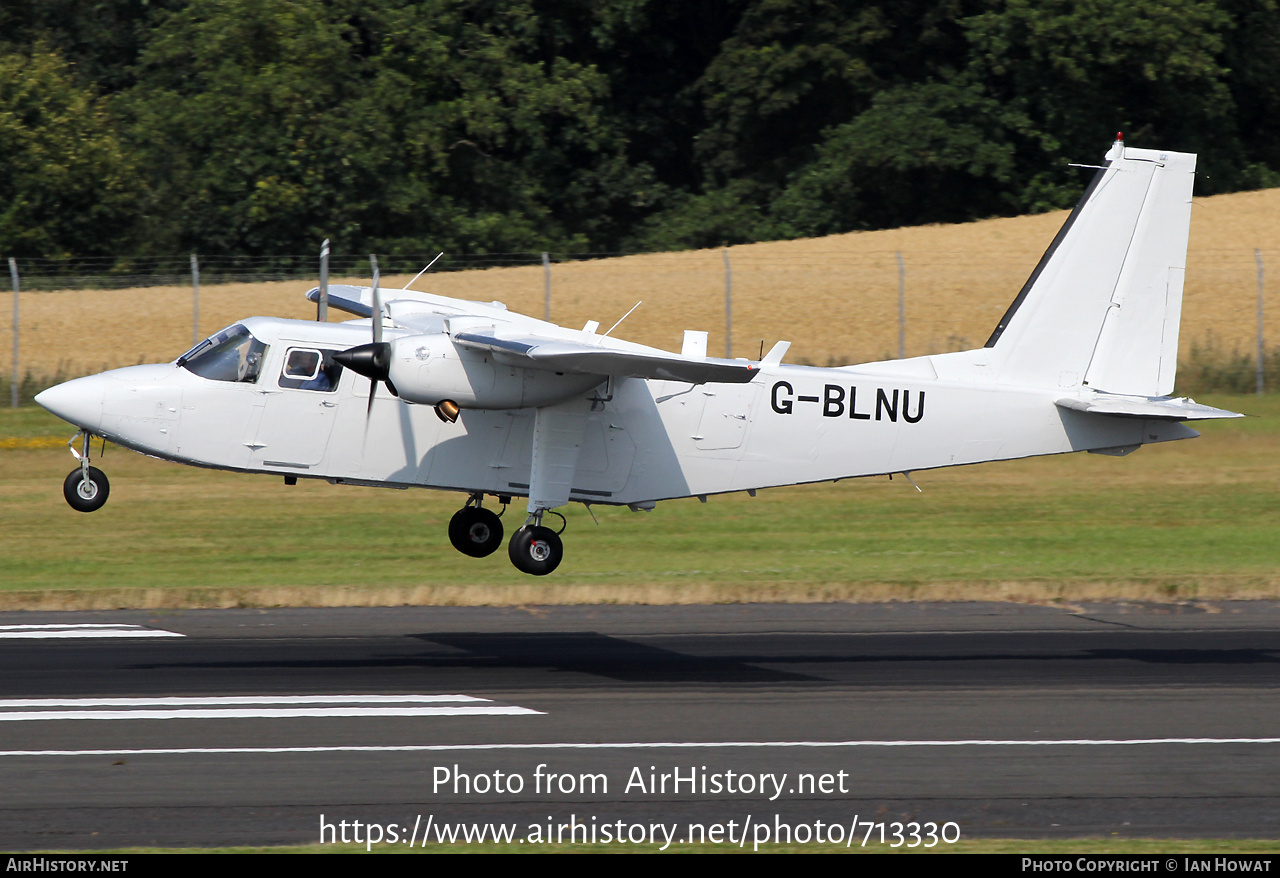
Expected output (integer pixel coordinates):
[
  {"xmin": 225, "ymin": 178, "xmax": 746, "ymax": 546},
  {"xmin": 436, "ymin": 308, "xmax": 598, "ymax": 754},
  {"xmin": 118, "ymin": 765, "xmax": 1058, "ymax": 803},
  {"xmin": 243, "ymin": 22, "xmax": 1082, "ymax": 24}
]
[{"xmin": 0, "ymin": 396, "xmax": 1274, "ymax": 608}]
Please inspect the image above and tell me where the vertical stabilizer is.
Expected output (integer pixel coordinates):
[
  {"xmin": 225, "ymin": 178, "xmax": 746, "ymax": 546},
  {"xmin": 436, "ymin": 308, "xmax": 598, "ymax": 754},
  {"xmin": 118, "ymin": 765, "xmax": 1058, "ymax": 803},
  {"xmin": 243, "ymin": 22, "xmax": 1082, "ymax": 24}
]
[{"xmin": 986, "ymin": 139, "xmax": 1196, "ymax": 396}]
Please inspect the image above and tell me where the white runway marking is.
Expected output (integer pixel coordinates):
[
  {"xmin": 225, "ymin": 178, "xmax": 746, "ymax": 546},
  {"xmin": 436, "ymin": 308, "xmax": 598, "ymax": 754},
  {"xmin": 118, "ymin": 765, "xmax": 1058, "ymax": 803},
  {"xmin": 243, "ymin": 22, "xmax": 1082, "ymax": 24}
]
[
  {"xmin": 0, "ymin": 694, "xmax": 542, "ymax": 721},
  {"xmin": 0, "ymin": 624, "xmax": 183, "ymax": 639},
  {"xmin": 0, "ymin": 738, "xmax": 1277, "ymax": 756},
  {"xmin": 0, "ymin": 695, "xmax": 490, "ymax": 707}
]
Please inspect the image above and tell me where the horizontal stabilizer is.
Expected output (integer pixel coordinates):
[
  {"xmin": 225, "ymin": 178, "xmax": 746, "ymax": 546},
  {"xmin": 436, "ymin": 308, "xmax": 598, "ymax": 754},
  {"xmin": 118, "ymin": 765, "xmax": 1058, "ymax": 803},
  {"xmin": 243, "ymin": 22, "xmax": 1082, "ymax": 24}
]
[
  {"xmin": 454, "ymin": 331, "xmax": 758, "ymax": 384},
  {"xmin": 1055, "ymin": 395, "xmax": 1242, "ymax": 421}
]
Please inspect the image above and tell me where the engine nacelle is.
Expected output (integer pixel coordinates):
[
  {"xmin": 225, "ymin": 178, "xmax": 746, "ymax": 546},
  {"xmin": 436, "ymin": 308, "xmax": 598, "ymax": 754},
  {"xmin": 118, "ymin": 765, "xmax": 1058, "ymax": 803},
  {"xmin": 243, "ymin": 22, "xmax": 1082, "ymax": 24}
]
[{"xmin": 386, "ymin": 333, "xmax": 602, "ymax": 409}]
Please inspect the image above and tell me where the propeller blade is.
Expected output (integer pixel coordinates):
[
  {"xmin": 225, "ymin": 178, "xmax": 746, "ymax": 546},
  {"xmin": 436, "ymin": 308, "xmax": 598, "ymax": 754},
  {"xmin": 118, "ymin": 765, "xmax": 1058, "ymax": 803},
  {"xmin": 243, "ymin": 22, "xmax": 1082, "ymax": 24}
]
[
  {"xmin": 338, "ymin": 254, "xmax": 395, "ymax": 421},
  {"xmin": 370, "ymin": 254, "xmax": 382, "ymax": 347}
]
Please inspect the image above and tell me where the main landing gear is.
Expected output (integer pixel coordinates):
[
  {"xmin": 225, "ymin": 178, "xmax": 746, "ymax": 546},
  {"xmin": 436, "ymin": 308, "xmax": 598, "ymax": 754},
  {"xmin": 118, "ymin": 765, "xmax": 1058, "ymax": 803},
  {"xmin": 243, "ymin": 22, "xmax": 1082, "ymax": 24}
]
[
  {"xmin": 447, "ymin": 495, "xmax": 566, "ymax": 576},
  {"xmin": 507, "ymin": 516, "xmax": 564, "ymax": 576},
  {"xmin": 62, "ymin": 432, "xmax": 109, "ymax": 513},
  {"xmin": 447, "ymin": 494, "xmax": 505, "ymax": 557}
]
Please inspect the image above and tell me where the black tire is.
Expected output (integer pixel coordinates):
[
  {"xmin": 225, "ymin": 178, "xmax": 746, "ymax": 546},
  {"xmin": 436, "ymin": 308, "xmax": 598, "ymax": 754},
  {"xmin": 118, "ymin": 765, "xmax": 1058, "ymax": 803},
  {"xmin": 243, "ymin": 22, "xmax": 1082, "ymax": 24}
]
[
  {"xmin": 62, "ymin": 466, "xmax": 110, "ymax": 513},
  {"xmin": 448, "ymin": 506, "xmax": 504, "ymax": 557},
  {"xmin": 507, "ymin": 525, "xmax": 563, "ymax": 576}
]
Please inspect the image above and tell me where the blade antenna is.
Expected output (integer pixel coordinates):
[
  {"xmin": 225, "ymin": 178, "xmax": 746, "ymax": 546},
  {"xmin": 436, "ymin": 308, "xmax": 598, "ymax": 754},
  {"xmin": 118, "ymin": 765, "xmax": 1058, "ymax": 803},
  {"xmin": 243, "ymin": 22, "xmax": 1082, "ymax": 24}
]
[{"xmin": 404, "ymin": 252, "xmax": 445, "ymax": 291}]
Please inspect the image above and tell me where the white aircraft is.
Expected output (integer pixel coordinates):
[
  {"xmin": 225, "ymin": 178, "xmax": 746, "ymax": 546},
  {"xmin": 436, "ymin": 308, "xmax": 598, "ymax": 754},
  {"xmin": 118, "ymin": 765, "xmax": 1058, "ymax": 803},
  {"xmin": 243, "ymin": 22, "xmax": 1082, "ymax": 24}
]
[{"xmin": 35, "ymin": 136, "xmax": 1241, "ymax": 575}]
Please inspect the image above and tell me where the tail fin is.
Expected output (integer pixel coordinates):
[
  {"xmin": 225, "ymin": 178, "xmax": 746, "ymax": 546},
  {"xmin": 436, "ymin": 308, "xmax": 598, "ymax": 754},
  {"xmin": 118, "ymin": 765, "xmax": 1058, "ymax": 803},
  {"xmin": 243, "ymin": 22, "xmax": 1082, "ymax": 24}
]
[{"xmin": 986, "ymin": 137, "xmax": 1195, "ymax": 396}]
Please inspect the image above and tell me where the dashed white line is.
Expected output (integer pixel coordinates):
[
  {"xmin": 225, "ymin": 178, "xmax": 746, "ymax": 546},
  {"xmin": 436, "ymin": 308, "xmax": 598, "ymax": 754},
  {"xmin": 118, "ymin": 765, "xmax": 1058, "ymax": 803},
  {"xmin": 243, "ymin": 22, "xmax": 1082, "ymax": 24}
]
[
  {"xmin": 0, "ymin": 624, "xmax": 183, "ymax": 639},
  {"xmin": 0, "ymin": 694, "xmax": 543, "ymax": 721},
  {"xmin": 0, "ymin": 695, "xmax": 488, "ymax": 707},
  {"xmin": 0, "ymin": 707, "xmax": 540, "ymax": 721}
]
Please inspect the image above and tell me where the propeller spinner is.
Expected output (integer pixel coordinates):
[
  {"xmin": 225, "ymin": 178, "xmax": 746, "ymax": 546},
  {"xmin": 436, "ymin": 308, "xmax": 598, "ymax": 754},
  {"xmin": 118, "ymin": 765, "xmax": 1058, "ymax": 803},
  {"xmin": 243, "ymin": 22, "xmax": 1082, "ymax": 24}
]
[{"xmin": 332, "ymin": 341, "xmax": 396, "ymax": 396}]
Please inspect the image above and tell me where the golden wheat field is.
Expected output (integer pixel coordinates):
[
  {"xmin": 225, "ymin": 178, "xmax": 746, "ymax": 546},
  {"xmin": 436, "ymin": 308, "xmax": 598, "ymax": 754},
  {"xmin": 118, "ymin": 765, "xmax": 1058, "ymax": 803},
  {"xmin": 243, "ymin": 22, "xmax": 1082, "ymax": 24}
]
[{"xmin": 3, "ymin": 187, "xmax": 1277, "ymax": 377}]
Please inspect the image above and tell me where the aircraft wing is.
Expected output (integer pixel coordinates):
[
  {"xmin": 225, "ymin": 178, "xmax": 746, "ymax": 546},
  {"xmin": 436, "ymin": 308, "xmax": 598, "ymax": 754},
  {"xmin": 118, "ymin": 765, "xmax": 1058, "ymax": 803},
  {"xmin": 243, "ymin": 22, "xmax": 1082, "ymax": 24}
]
[
  {"xmin": 1055, "ymin": 395, "xmax": 1243, "ymax": 420},
  {"xmin": 453, "ymin": 331, "xmax": 759, "ymax": 384}
]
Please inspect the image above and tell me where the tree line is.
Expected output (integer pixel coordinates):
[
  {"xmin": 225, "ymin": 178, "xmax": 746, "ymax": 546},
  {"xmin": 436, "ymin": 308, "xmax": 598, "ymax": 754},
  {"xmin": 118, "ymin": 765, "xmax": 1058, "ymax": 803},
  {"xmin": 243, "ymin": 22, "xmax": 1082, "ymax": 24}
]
[{"xmin": 2, "ymin": 0, "xmax": 1278, "ymax": 262}]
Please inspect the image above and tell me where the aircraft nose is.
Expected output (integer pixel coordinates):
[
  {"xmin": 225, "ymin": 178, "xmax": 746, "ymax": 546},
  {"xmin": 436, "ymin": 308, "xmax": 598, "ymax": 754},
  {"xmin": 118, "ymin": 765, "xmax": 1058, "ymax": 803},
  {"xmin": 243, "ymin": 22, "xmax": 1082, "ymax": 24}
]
[{"xmin": 34, "ymin": 375, "xmax": 106, "ymax": 431}]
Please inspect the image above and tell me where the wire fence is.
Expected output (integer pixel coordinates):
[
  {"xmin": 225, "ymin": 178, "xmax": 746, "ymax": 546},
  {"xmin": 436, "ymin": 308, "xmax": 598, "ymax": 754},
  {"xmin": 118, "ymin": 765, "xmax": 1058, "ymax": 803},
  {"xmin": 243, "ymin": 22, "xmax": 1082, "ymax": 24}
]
[
  {"xmin": 0, "ymin": 245, "xmax": 1273, "ymax": 404},
  {"xmin": 3, "ymin": 252, "xmax": 619, "ymax": 291}
]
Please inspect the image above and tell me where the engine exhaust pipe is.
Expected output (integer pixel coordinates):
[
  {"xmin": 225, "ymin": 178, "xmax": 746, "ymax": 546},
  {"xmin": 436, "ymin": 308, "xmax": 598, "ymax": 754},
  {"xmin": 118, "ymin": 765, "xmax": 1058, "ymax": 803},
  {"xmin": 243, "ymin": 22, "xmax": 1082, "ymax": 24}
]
[{"xmin": 435, "ymin": 400, "xmax": 460, "ymax": 423}]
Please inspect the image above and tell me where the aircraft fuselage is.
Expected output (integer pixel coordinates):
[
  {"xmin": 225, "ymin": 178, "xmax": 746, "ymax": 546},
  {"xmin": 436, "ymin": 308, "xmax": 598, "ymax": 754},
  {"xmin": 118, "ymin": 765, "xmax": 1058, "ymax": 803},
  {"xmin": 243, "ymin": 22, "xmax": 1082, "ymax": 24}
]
[{"xmin": 37, "ymin": 315, "xmax": 1197, "ymax": 510}]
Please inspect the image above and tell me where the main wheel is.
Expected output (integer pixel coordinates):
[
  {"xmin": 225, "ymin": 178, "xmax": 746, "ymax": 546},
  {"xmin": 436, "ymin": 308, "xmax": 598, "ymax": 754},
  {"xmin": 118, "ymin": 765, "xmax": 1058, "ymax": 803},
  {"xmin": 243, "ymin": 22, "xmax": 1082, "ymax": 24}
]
[
  {"xmin": 507, "ymin": 525, "xmax": 563, "ymax": 576},
  {"xmin": 448, "ymin": 506, "xmax": 504, "ymax": 557},
  {"xmin": 62, "ymin": 466, "xmax": 110, "ymax": 513}
]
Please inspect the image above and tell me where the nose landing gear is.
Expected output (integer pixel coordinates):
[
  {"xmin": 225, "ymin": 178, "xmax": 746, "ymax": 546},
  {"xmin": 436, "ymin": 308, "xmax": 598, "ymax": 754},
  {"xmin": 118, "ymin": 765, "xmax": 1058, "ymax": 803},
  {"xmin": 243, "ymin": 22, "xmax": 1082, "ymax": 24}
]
[{"xmin": 62, "ymin": 432, "xmax": 109, "ymax": 512}]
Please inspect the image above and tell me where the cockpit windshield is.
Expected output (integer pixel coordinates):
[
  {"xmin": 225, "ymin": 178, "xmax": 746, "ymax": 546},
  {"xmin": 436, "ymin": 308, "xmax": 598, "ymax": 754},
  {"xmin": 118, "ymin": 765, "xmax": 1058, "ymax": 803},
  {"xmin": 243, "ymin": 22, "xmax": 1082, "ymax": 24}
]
[{"xmin": 179, "ymin": 324, "xmax": 268, "ymax": 383}]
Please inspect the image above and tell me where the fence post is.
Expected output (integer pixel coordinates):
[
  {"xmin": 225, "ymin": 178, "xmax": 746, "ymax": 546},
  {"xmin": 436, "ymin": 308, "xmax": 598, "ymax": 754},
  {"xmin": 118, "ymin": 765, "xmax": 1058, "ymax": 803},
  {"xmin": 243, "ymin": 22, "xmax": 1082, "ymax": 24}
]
[
  {"xmin": 542, "ymin": 252, "xmax": 551, "ymax": 321},
  {"xmin": 190, "ymin": 254, "xmax": 200, "ymax": 346},
  {"xmin": 896, "ymin": 250, "xmax": 905, "ymax": 359},
  {"xmin": 1257, "ymin": 248, "xmax": 1265, "ymax": 396},
  {"xmin": 723, "ymin": 248, "xmax": 732, "ymax": 358},
  {"xmin": 8, "ymin": 257, "xmax": 17, "ymax": 408},
  {"xmin": 318, "ymin": 239, "xmax": 330, "ymax": 322}
]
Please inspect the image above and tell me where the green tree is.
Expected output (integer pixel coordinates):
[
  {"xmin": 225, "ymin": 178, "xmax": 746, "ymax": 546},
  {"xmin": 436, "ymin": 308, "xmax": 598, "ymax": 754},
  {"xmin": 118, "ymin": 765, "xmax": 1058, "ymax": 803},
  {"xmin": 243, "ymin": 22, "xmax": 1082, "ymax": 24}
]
[
  {"xmin": 121, "ymin": 0, "xmax": 664, "ymax": 256},
  {"xmin": 961, "ymin": 0, "xmax": 1236, "ymax": 200},
  {"xmin": 0, "ymin": 48, "xmax": 139, "ymax": 259},
  {"xmin": 1218, "ymin": 0, "xmax": 1280, "ymax": 188},
  {"xmin": 0, "ymin": 1, "xmax": 182, "ymax": 94},
  {"xmin": 770, "ymin": 80, "xmax": 1023, "ymax": 236},
  {"xmin": 637, "ymin": 0, "xmax": 1253, "ymax": 247},
  {"xmin": 631, "ymin": 0, "xmax": 978, "ymax": 247}
]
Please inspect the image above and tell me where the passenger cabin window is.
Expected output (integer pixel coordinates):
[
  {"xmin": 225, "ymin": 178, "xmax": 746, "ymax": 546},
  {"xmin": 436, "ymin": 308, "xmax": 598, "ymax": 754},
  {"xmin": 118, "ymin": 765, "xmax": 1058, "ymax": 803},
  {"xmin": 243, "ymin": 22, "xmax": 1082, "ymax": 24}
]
[
  {"xmin": 179, "ymin": 324, "xmax": 268, "ymax": 383},
  {"xmin": 278, "ymin": 347, "xmax": 343, "ymax": 392}
]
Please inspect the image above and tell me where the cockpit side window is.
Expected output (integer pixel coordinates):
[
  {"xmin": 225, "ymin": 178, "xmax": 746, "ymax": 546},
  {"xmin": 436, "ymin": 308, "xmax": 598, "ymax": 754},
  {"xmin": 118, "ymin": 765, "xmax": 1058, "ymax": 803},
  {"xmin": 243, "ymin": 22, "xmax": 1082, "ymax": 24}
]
[
  {"xmin": 180, "ymin": 324, "xmax": 269, "ymax": 383},
  {"xmin": 278, "ymin": 347, "xmax": 344, "ymax": 392}
]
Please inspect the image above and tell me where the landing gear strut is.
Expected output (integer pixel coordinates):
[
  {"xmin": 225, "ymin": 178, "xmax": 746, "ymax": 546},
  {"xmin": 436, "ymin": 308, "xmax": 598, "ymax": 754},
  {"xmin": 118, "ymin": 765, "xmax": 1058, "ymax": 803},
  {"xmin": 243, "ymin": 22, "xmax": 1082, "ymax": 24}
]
[
  {"xmin": 62, "ymin": 432, "xmax": 109, "ymax": 513},
  {"xmin": 447, "ymin": 494, "xmax": 504, "ymax": 557}
]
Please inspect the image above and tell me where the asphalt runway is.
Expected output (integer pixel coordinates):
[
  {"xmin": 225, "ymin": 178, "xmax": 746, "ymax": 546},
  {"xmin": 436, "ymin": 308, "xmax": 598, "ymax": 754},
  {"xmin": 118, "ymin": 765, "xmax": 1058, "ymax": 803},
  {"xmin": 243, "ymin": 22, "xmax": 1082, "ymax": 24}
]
[{"xmin": 1, "ymin": 602, "xmax": 1279, "ymax": 850}]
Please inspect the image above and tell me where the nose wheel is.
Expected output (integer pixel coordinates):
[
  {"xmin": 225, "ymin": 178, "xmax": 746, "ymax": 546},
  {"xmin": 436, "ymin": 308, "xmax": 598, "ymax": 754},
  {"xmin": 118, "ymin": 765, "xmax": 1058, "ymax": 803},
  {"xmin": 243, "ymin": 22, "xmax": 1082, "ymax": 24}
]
[
  {"xmin": 63, "ymin": 466, "xmax": 110, "ymax": 512},
  {"xmin": 62, "ymin": 432, "xmax": 110, "ymax": 512}
]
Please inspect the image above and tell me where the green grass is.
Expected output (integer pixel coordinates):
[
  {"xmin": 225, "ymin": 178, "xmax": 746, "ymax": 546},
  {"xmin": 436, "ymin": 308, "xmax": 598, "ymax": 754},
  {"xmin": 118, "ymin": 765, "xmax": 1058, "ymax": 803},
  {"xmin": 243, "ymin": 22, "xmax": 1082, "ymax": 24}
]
[
  {"xmin": 1, "ymin": 395, "xmax": 1277, "ymax": 605},
  {"xmin": 0, "ymin": 405, "xmax": 76, "ymax": 438}
]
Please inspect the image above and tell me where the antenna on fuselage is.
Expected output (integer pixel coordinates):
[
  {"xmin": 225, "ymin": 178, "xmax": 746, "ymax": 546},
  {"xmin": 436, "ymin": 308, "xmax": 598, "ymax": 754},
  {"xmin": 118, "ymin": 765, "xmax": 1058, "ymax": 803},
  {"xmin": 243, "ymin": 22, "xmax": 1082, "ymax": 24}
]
[{"xmin": 404, "ymin": 252, "xmax": 445, "ymax": 292}]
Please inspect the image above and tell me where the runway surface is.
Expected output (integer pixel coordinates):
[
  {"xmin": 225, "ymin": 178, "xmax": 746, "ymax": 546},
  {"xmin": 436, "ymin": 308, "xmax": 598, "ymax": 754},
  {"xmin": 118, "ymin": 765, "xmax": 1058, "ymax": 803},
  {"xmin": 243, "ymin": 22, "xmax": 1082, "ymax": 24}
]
[{"xmin": 1, "ymin": 601, "xmax": 1279, "ymax": 849}]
